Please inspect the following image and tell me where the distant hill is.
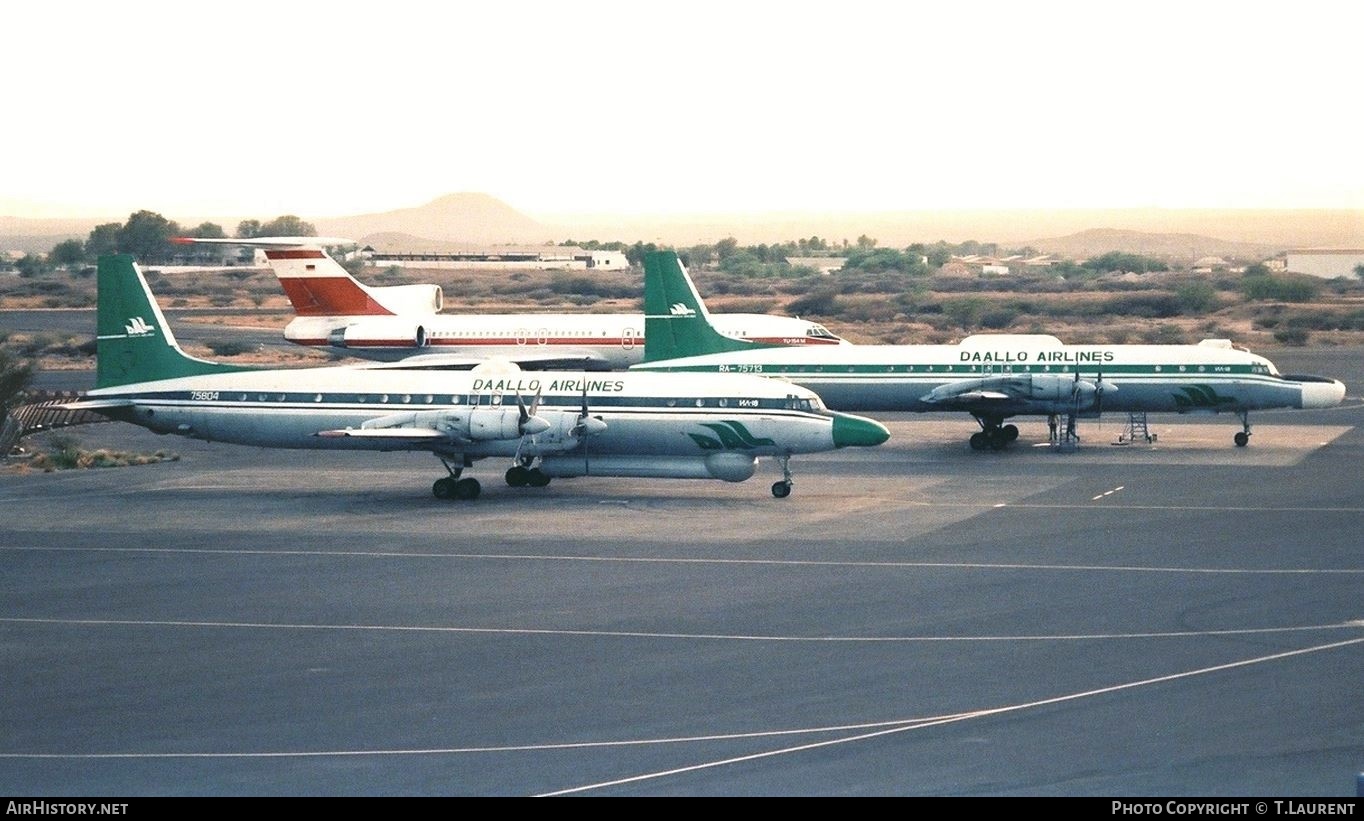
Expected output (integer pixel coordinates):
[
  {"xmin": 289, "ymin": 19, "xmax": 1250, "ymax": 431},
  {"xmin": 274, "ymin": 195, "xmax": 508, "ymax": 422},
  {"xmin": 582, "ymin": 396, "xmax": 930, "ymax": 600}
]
[
  {"xmin": 0, "ymin": 216, "xmax": 102, "ymax": 254},
  {"xmin": 542, "ymin": 208, "xmax": 1362, "ymax": 249},
  {"xmin": 3, "ymin": 196, "xmax": 1357, "ymax": 257},
  {"xmin": 315, "ymin": 193, "xmax": 552, "ymax": 245},
  {"xmin": 1024, "ymin": 228, "xmax": 1280, "ymax": 262},
  {"xmin": 0, "ymin": 194, "xmax": 555, "ymax": 253}
]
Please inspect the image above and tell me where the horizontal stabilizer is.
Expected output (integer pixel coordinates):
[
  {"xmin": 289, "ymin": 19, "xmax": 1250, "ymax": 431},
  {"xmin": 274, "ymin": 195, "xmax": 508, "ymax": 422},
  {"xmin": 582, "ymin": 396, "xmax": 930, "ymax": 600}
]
[{"xmin": 58, "ymin": 398, "xmax": 135, "ymax": 411}]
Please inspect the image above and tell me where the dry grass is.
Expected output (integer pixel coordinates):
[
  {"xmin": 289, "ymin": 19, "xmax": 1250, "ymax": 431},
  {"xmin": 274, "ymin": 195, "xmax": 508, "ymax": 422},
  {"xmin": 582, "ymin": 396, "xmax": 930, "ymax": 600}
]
[{"xmin": 5, "ymin": 435, "xmax": 179, "ymax": 473}]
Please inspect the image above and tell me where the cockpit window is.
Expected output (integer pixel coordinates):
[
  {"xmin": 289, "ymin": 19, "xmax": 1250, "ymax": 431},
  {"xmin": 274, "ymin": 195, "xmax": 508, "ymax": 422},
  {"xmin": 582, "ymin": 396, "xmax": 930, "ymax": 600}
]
[{"xmin": 808, "ymin": 325, "xmax": 839, "ymax": 340}]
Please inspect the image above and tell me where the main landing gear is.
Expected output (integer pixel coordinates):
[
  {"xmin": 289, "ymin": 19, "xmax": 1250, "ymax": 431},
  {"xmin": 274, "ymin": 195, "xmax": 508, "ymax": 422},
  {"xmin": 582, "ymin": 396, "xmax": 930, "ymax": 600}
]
[
  {"xmin": 505, "ymin": 462, "xmax": 552, "ymax": 488},
  {"xmin": 1234, "ymin": 411, "xmax": 1252, "ymax": 447},
  {"xmin": 969, "ymin": 419, "xmax": 1020, "ymax": 451},
  {"xmin": 771, "ymin": 454, "xmax": 793, "ymax": 498},
  {"xmin": 432, "ymin": 456, "xmax": 481, "ymax": 501}
]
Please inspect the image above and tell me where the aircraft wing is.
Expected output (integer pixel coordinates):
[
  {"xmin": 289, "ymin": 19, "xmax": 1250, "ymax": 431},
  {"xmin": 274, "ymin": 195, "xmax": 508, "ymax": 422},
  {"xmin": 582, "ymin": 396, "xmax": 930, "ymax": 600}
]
[
  {"xmin": 921, "ymin": 373, "xmax": 1114, "ymax": 415},
  {"xmin": 922, "ymin": 390, "xmax": 1013, "ymax": 406}
]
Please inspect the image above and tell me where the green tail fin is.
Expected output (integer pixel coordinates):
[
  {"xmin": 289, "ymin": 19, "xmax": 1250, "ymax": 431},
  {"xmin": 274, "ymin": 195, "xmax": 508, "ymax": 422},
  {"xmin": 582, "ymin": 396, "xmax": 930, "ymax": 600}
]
[
  {"xmin": 642, "ymin": 251, "xmax": 778, "ymax": 361},
  {"xmin": 96, "ymin": 254, "xmax": 252, "ymax": 388}
]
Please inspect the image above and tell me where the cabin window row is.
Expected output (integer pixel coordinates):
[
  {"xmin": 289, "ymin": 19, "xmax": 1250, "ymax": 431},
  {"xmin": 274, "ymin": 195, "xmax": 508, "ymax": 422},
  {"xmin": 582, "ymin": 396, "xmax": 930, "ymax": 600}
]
[{"xmin": 158, "ymin": 392, "xmax": 820, "ymax": 411}]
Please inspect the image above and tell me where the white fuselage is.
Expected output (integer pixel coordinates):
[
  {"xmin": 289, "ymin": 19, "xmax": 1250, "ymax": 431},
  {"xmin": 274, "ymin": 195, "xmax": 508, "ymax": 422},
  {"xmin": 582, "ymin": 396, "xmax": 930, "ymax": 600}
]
[
  {"xmin": 635, "ymin": 334, "xmax": 1346, "ymax": 417},
  {"xmin": 84, "ymin": 368, "xmax": 882, "ymax": 482},
  {"xmin": 285, "ymin": 312, "xmax": 845, "ymax": 367}
]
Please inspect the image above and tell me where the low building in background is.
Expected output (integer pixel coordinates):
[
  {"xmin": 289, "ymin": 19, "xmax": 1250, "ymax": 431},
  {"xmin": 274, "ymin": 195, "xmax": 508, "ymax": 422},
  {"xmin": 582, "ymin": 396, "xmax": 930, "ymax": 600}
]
[
  {"xmin": 784, "ymin": 256, "xmax": 847, "ymax": 275},
  {"xmin": 368, "ymin": 246, "xmax": 629, "ymax": 271},
  {"xmin": 1284, "ymin": 248, "xmax": 1364, "ymax": 279}
]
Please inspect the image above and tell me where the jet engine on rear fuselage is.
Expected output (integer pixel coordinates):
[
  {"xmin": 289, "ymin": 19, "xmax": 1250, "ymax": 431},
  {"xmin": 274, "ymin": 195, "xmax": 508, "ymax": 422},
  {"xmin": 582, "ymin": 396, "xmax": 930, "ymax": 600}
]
[{"xmin": 326, "ymin": 318, "xmax": 429, "ymax": 349}]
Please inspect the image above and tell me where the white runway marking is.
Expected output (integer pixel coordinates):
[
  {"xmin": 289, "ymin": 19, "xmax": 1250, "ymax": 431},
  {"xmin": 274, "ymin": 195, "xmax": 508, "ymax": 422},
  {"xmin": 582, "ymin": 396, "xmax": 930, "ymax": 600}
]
[
  {"xmin": 4, "ymin": 545, "xmax": 1361, "ymax": 575},
  {"xmin": 908, "ymin": 501, "xmax": 1364, "ymax": 513},
  {"xmin": 538, "ymin": 636, "xmax": 1364, "ymax": 796},
  {"xmin": 1091, "ymin": 485, "xmax": 1125, "ymax": 501},
  {"xmin": 0, "ymin": 711, "xmax": 979, "ymax": 759},
  {"xmin": 4, "ymin": 636, "xmax": 1359, "ymax": 773},
  {"xmin": 3, "ymin": 616, "xmax": 1360, "ymax": 643}
]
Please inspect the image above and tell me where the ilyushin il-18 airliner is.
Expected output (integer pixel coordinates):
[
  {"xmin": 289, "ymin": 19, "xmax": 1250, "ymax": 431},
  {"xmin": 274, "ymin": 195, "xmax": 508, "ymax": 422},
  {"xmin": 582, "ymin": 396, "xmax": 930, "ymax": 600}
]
[
  {"xmin": 67, "ymin": 255, "xmax": 888, "ymax": 500},
  {"xmin": 635, "ymin": 251, "xmax": 1346, "ymax": 449}
]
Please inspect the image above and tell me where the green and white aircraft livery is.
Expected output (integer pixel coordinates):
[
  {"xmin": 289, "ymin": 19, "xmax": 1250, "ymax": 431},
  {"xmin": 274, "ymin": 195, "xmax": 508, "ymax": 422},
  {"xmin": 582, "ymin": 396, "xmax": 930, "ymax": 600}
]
[
  {"xmin": 68, "ymin": 255, "xmax": 889, "ymax": 500},
  {"xmin": 635, "ymin": 251, "xmax": 1346, "ymax": 449}
]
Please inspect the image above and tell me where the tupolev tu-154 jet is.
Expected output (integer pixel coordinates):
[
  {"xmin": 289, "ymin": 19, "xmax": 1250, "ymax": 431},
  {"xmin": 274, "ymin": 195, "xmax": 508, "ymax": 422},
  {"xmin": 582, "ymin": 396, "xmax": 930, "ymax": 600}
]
[
  {"xmin": 64, "ymin": 255, "xmax": 888, "ymax": 499},
  {"xmin": 174, "ymin": 237, "xmax": 846, "ymax": 370},
  {"xmin": 633, "ymin": 251, "xmax": 1346, "ymax": 449}
]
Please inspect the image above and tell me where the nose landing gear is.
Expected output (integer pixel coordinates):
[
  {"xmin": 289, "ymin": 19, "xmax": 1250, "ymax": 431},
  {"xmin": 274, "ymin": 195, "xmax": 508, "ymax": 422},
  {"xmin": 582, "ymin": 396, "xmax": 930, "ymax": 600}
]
[{"xmin": 1235, "ymin": 411, "xmax": 1252, "ymax": 447}]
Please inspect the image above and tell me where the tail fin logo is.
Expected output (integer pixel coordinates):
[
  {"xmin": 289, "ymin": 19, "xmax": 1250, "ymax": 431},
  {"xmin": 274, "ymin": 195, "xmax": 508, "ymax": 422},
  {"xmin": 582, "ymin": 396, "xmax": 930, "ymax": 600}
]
[
  {"xmin": 669, "ymin": 303, "xmax": 696, "ymax": 317},
  {"xmin": 124, "ymin": 316, "xmax": 156, "ymax": 337}
]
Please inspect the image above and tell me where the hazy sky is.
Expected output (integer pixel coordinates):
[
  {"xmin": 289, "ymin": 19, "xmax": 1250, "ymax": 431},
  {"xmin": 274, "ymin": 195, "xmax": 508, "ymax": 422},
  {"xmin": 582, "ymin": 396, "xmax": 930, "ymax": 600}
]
[{"xmin": 5, "ymin": 1, "xmax": 1361, "ymax": 220}]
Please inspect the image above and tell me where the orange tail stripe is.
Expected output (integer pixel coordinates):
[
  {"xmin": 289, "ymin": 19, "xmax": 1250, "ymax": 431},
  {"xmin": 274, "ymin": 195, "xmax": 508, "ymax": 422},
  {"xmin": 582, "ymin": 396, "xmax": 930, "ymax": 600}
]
[{"xmin": 280, "ymin": 278, "xmax": 393, "ymax": 316}]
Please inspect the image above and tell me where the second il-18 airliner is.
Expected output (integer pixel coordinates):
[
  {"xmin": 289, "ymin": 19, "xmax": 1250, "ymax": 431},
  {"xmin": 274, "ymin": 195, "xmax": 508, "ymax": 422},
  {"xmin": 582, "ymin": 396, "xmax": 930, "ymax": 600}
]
[{"xmin": 634, "ymin": 252, "xmax": 1346, "ymax": 449}]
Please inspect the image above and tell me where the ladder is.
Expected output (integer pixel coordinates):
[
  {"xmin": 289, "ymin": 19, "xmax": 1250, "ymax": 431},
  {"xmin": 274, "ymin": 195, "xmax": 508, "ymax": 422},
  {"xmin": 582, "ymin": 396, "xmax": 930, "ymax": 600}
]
[{"xmin": 1117, "ymin": 412, "xmax": 1153, "ymax": 445}]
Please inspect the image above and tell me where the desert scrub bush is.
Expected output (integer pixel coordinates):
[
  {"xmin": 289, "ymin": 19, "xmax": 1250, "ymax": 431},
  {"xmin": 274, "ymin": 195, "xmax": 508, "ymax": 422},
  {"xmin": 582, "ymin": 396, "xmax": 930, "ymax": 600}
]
[
  {"xmin": 1272, "ymin": 327, "xmax": 1310, "ymax": 345},
  {"xmin": 1175, "ymin": 281, "xmax": 1220, "ymax": 314},
  {"xmin": 979, "ymin": 307, "xmax": 1021, "ymax": 330},
  {"xmin": 45, "ymin": 433, "xmax": 83, "ymax": 470},
  {"xmin": 1088, "ymin": 293, "xmax": 1181, "ymax": 319},
  {"xmin": 1241, "ymin": 275, "xmax": 1318, "ymax": 302},
  {"xmin": 786, "ymin": 289, "xmax": 840, "ymax": 317},
  {"xmin": 1141, "ymin": 324, "xmax": 1187, "ymax": 344}
]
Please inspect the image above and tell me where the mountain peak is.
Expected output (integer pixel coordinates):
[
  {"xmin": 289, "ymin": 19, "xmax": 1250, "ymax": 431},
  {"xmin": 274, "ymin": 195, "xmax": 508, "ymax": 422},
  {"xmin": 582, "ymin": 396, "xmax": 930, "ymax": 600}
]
[{"xmin": 314, "ymin": 192, "xmax": 550, "ymax": 245}]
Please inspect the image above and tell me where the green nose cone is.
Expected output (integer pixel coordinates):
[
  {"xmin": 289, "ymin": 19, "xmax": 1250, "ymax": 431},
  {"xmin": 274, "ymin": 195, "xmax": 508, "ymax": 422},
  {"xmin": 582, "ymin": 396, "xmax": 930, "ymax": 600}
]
[{"xmin": 832, "ymin": 413, "xmax": 890, "ymax": 447}]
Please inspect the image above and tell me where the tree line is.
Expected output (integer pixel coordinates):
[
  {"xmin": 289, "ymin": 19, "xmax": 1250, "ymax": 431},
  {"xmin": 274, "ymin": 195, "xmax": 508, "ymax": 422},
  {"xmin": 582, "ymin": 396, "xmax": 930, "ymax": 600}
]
[
  {"xmin": 560, "ymin": 235, "xmax": 1169, "ymax": 279},
  {"xmin": 11, "ymin": 212, "xmax": 317, "ymax": 276}
]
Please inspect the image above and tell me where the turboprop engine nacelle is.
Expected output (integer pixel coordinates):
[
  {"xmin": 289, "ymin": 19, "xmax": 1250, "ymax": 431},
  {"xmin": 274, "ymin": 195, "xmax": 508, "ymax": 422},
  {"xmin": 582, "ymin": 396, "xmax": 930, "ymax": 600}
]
[
  {"xmin": 1023, "ymin": 374, "xmax": 1098, "ymax": 412},
  {"xmin": 361, "ymin": 408, "xmax": 550, "ymax": 441},
  {"xmin": 924, "ymin": 373, "xmax": 1116, "ymax": 414},
  {"xmin": 328, "ymin": 319, "xmax": 429, "ymax": 349}
]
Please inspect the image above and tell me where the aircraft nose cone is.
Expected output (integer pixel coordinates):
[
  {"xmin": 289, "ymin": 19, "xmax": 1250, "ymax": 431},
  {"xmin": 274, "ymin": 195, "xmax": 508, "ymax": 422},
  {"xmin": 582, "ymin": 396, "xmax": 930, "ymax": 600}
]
[
  {"xmin": 1301, "ymin": 378, "xmax": 1346, "ymax": 409},
  {"xmin": 832, "ymin": 413, "xmax": 890, "ymax": 447}
]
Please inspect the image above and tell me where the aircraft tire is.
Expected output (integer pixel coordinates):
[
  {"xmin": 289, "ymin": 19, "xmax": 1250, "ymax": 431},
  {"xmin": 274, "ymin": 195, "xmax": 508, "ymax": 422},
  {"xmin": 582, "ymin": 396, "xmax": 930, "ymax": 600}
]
[
  {"xmin": 1234, "ymin": 431, "xmax": 1249, "ymax": 447},
  {"xmin": 1003, "ymin": 424, "xmax": 1019, "ymax": 442},
  {"xmin": 506, "ymin": 466, "xmax": 528, "ymax": 487},
  {"xmin": 454, "ymin": 477, "xmax": 482, "ymax": 500},
  {"xmin": 988, "ymin": 429, "xmax": 1010, "ymax": 450},
  {"xmin": 969, "ymin": 432, "xmax": 989, "ymax": 450},
  {"xmin": 771, "ymin": 481, "xmax": 792, "ymax": 498},
  {"xmin": 433, "ymin": 477, "xmax": 455, "ymax": 499},
  {"xmin": 526, "ymin": 469, "xmax": 551, "ymax": 488}
]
